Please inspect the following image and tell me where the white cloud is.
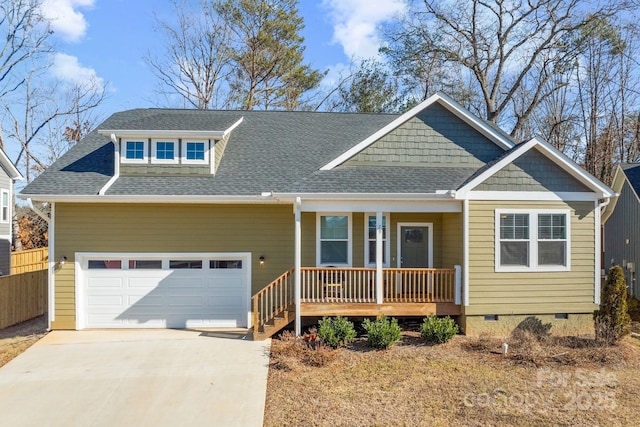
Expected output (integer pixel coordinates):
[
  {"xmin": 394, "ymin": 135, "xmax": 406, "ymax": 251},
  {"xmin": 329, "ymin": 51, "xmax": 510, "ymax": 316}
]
[
  {"xmin": 322, "ymin": 0, "xmax": 406, "ymax": 59},
  {"xmin": 51, "ymin": 53, "xmax": 104, "ymax": 89},
  {"xmin": 40, "ymin": 0, "xmax": 95, "ymax": 43}
]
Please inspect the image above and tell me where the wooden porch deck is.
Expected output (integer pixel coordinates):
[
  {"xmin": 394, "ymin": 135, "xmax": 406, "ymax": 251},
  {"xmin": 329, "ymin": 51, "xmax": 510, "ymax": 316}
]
[{"xmin": 252, "ymin": 266, "xmax": 462, "ymax": 339}]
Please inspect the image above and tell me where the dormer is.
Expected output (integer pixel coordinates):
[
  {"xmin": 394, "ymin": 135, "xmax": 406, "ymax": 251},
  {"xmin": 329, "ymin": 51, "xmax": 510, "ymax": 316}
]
[{"xmin": 98, "ymin": 117, "xmax": 243, "ymax": 176}]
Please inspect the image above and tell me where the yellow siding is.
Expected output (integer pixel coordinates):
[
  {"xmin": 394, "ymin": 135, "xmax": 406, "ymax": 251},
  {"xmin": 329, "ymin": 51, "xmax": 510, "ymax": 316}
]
[
  {"xmin": 352, "ymin": 213, "xmax": 364, "ymax": 267},
  {"xmin": 53, "ymin": 203, "xmax": 295, "ymax": 329},
  {"xmin": 442, "ymin": 213, "xmax": 463, "ymax": 267},
  {"xmin": 466, "ymin": 200, "xmax": 597, "ymax": 315}
]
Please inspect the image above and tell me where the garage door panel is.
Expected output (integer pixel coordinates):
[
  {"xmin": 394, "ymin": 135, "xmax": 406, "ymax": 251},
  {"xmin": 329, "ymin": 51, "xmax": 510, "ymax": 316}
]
[
  {"xmin": 88, "ymin": 295, "xmax": 124, "ymax": 306},
  {"xmin": 82, "ymin": 253, "xmax": 249, "ymax": 329}
]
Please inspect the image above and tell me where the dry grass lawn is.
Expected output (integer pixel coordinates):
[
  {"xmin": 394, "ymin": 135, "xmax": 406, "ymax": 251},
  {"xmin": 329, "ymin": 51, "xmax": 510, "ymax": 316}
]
[
  {"xmin": 0, "ymin": 315, "xmax": 48, "ymax": 368},
  {"xmin": 264, "ymin": 328, "xmax": 640, "ymax": 427}
]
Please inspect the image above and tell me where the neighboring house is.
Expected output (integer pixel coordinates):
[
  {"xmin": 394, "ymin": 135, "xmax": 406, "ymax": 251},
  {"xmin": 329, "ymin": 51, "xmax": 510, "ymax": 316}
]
[
  {"xmin": 20, "ymin": 93, "xmax": 615, "ymax": 337},
  {"xmin": 0, "ymin": 148, "xmax": 24, "ymax": 275},
  {"xmin": 602, "ymin": 163, "xmax": 640, "ymax": 297}
]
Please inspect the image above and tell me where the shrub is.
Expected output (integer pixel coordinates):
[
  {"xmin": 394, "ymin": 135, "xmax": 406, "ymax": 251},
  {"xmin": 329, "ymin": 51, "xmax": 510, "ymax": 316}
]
[
  {"xmin": 362, "ymin": 316, "xmax": 402, "ymax": 349},
  {"xmin": 317, "ymin": 316, "xmax": 356, "ymax": 348},
  {"xmin": 594, "ymin": 265, "xmax": 631, "ymax": 344},
  {"xmin": 420, "ymin": 315, "xmax": 459, "ymax": 344}
]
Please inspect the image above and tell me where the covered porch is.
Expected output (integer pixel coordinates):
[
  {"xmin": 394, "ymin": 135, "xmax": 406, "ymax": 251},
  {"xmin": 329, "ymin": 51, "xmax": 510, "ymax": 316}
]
[{"xmin": 252, "ymin": 196, "xmax": 466, "ymax": 339}]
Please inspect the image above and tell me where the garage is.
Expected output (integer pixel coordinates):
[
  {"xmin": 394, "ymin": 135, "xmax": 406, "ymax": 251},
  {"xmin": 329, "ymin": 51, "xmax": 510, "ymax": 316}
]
[{"xmin": 76, "ymin": 253, "xmax": 251, "ymax": 329}]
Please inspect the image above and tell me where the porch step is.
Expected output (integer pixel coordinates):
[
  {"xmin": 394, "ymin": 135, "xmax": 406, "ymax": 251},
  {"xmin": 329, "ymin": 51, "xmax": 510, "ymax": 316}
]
[{"xmin": 252, "ymin": 308, "xmax": 294, "ymax": 340}]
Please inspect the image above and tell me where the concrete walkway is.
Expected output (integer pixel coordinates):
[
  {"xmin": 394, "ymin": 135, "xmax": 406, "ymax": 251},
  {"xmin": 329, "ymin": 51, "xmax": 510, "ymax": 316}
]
[{"xmin": 0, "ymin": 329, "xmax": 271, "ymax": 427}]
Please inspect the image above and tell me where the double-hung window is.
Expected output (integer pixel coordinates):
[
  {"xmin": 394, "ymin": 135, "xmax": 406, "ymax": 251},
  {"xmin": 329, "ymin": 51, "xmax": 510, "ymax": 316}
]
[
  {"xmin": 1, "ymin": 189, "xmax": 9, "ymax": 223},
  {"xmin": 496, "ymin": 210, "xmax": 570, "ymax": 272},
  {"xmin": 365, "ymin": 213, "xmax": 389, "ymax": 267},
  {"xmin": 317, "ymin": 214, "xmax": 351, "ymax": 266}
]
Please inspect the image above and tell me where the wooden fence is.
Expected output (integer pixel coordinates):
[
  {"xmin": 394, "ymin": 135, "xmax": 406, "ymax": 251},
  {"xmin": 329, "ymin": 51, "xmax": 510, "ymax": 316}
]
[
  {"xmin": 0, "ymin": 270, "xmax": 48, "ymax": 329},
  {"xmin": 11, "ymin": 247, "xmax": 49, "ymax": 275}
]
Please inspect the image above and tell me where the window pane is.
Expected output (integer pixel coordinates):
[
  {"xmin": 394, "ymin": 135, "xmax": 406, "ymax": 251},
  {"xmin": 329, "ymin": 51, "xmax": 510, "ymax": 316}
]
[
  {"xmin": 500, "ymin": 214, "xmax": 529, "ymax": 239},
  {"xmin": 500, "ymin": 242, "xmax": 529, "ymax": 266},
  {"xmin": 126, "ymin": 141, "xmax": 144, "ymax": 159},
  {"xmin": 88, "ymin": 260, "xmax": 122, "ymax": 269},
  {"xmin": 368, "ymin": 241, "xmax": 386, "ymax": 264},
  {"xmin": 367, "ymin": 216, "xmax": 386, "ymax": 239},
  {"xmin": 320, "ymin": 216, "xmax": 348, "ymax": 239},
  {"xmin": 169, "ymin": 260, "xmax": 202, "ymax": 269},
  {"xmin": 539, "ymin": 241, "xmax": 566, "ymax": 265},
  {"xmin": 186, "ymin": 142, "xmax": 205, "ymax": 160},
  {"xmin": 129, "ymin": 260, "xmax": 162, "ymax": 269},
  {"xmin": 321, "ymin": 241, "xmax": 348, "ymax": 264},
  {"xmin": 538, "ymin": 214, "xmax": 566, "ymax": 240},
  {"xmin": 210, "ymin": 260, "xmax": 243, "ymax": 269},
  {"xmin": 156, "ymin": 141, "xmax": 174, "ymax": 160}
]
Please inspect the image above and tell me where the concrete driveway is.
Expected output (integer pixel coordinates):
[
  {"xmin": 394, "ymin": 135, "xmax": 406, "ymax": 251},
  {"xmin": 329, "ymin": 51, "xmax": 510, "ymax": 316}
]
[{"xmin": 0, "ymin": 329, "xmax": 271, "ymax": 427}]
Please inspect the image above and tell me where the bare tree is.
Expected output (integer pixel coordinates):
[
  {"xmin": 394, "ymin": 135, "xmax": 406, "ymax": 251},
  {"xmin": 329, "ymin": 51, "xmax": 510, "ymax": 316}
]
[
  {"xmin": 384, "ymin": 0, "xmax": 626, "ymax": 137},
  {"xmin": 2, "ymin": 68, "xmax": 105, "ymax": 181},
  {"xmin": 145, "ymin": 0, "xmax": 232, "ymax": 109}
]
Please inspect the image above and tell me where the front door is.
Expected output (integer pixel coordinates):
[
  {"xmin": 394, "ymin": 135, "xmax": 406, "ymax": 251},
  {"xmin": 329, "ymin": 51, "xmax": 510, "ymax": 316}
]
[{"xmin": 399, "ymin": 225, "xmax": 432, "ymax": 268}]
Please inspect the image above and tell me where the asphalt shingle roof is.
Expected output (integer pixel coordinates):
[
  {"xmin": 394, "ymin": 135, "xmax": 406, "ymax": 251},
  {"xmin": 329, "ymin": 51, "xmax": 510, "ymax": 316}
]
[
  {"xmin": 21, "ymin": 106, "xmax": 510, "ymax": 197},
  {"xmin": 621, "ymin": 163, "xmax": 640, "ymax": 194}
]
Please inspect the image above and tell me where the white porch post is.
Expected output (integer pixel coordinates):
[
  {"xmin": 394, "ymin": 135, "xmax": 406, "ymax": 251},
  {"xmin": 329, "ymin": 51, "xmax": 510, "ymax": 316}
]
[
  {"xmin": 454, "ymin": 265, "xmax": 462, "ymax": 305},
  {"xmin": 294, "ymin": 197, "xmax": 302, "ymax": 336},
  {"xmin": 376, "ymin": 211, "xmax": 383, "ymax": 304}
]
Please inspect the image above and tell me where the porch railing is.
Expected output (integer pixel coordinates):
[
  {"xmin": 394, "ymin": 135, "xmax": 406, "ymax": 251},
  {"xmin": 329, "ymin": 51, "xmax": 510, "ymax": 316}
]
[
  {"xmin": 252, "ymin": 268, "xmax": 295, "ymax": 330},
  {"xmin": 300, "ymin": 267, "xmax": 459, "ymax": 304}
]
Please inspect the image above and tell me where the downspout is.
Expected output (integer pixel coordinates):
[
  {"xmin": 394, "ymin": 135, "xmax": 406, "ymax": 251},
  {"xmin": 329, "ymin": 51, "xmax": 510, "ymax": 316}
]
[
  {"xmin": 98, "ymin": 134, "xmax": 120, "ymax": 195},
  {"xmin": 27, "ymin": 198, "xmax": 50, "ymax": 224}
]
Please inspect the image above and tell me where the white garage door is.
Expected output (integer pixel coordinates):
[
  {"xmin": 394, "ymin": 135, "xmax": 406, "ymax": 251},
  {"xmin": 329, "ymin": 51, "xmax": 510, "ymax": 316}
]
[{"xmin": 78, "ymin": 253, "xmax": 250, "ymax": 329}]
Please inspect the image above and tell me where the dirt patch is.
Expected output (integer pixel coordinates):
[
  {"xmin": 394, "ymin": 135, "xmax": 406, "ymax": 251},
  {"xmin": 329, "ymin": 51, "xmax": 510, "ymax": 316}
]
[
  {"xmin": 264, "ymin": 331, "xmax": 640, "ymax": 426},
  {"xmin": 0, "ymin": 315, "xmax": 48, "ymax": 368}
]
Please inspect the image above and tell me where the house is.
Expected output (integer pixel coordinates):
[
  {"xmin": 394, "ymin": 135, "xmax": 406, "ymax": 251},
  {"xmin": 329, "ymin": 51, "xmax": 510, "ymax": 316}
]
[
  {"xmin": 602, "ymin": 163, "xmax": 640, "ymax": 297},
  {"xmin": 0, "ymin": 148, "xmax": 23, "ymax": 275},
  {"xmin": 19, "ymin": 93, "xmax": 615, "ymax": 338}
]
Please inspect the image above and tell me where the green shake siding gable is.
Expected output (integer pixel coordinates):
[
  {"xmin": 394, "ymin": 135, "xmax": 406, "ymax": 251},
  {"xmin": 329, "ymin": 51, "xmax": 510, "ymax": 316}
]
[
  {"xmin": 466, "ymin": 201, "xmax": 597, "ymax": 316},
  {"xmin": 53, "ymin": 203, "xmax": 295, "ymax": 330}
]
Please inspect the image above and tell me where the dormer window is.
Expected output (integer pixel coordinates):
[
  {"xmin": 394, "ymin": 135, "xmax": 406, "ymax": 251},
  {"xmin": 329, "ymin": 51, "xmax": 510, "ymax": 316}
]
[
  {"xmin": 182, "ymin": 140, "xmax": 208, "ymax": 164},
  {"xmin": 122, "ymin": 140, "xmax": 148, "ymax": 163},
  {"xmin": 151, "ymin": 140, "xmax": 178, "ymax": 164}
]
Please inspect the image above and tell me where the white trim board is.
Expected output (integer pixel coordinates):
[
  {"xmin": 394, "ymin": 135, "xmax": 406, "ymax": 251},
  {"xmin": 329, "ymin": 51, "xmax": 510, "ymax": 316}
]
[{"xmin": 456, "ymin": 138, "xmax": 615, "ymax": 199}]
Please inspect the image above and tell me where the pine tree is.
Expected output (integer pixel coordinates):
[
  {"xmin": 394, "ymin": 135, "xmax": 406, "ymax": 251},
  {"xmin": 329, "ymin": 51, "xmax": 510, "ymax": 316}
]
[{"xmin": 594, "ymin": 265, "xmax": 631, "ymax": 343}]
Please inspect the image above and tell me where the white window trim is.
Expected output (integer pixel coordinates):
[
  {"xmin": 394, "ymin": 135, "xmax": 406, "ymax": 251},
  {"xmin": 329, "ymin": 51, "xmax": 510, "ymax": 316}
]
[
  {"xmin": 316, "ymin": 213, "xmax": 352, "ymax": 267},
  {"xmin": 495, "ymin": 209, "xmax": 571, "ymax": 272},
  {"xmin": 364, "ymin": 212, "xmax": 390, "ymax": 267},
  {"xmin": 151, "ymin": 139, "xmax": 179, "ymax": 164},
  {"xmin": 121, "ymin": 140, "xmax": 148, "ymax": 164},
  {"xmin": 181, "ymin": 140, "xmax": 209, "ymax": 165},
  {"xmin": 0, "ymin": 189, "xmax": 9, "ymax": 223}
]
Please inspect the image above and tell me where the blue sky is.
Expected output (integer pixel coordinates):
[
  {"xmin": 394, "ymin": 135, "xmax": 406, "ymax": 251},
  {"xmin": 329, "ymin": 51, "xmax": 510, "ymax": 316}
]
[{"xmin": 43, "ymin": 0, "xmax": 407, "ymax": 119}]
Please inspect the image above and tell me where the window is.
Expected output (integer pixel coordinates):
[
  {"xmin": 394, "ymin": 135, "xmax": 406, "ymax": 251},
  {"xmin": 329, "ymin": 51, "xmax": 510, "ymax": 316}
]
[
  {"xmin": 365, "ymin": 214, "xmax": 389, "ymax": 267},
  {"xmin": 210, "ymin": 260, "xmax": 243, "ymax": 269},
  {"xmin": 496, "ymin": 210, "xmax": 570, "ymax": 272},
  {"xmin": 129, "ymin": 260, "xmax": 162, "ymax": 269},
  {"xmin": 317, "ymin": 214, "xmax": 351, "ymax": 266},
  {"xmin": 88, "ymin": 260, "xmax": 122, "ymax": 269},
  {"xmin": 122, "ymin": 140, "xmax": 148, "ymax": 163},
  {"xmin": 1, "ymin": 189, "xmax": 8, "ymax": 223},
  {"xmin": 169, "ymin": 260, "xmax": 202, "ymax": 269},
  {"xmin": 152, "ymin": 140, "xmax": 178, "ymax": 164},
  {"xmin": 182, "ymin": 140, "xmax": 208, "ymax": 164}
]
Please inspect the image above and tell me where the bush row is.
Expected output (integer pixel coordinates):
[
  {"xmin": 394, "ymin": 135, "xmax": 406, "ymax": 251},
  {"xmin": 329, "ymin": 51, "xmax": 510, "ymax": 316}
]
[{"xmin": 315, "ymin": 315, "xmax": 459, "ymax": 349}]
